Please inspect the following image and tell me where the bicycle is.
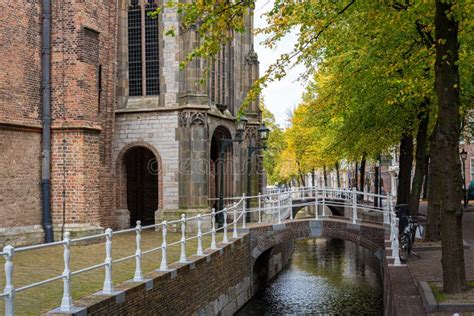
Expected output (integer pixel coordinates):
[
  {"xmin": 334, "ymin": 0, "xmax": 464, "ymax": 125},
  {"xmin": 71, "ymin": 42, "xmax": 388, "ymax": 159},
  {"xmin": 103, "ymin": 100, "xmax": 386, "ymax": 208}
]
[{"xmin": 399, "ymin": 215, "xmax": 424, "ymax": 263}]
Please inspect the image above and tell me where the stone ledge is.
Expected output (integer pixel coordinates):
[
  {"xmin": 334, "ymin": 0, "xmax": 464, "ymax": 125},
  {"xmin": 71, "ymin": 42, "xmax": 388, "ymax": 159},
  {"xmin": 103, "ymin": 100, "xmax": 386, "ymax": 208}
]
[{"xmin": 418, "ymin": 281, "xmax": 474, "ymax": 313}]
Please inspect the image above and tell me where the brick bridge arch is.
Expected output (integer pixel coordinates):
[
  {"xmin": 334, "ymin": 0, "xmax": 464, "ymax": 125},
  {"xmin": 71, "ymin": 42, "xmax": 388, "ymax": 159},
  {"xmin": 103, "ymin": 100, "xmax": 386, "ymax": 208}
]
[{"xmin": 248, "ymin": 218, "xmax": 386, "ymax": 267}]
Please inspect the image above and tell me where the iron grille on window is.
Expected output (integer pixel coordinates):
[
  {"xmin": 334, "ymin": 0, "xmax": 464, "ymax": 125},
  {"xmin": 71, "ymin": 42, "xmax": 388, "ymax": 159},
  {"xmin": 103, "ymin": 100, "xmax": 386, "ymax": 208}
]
[{"xmin": 127, "ymin": 0, "xmax": 160, "ymax": 97}]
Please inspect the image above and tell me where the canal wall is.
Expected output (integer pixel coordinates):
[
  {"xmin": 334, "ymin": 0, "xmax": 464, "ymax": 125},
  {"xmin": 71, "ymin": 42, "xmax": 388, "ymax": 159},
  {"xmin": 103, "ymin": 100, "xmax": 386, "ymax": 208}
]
[
  {"xmin": 48, "ymin": 219, "xmax": 386, "ymax": 315},
  {"xmin": 48, "ymin": 232, "xmax": 294, "ymax": 316}
]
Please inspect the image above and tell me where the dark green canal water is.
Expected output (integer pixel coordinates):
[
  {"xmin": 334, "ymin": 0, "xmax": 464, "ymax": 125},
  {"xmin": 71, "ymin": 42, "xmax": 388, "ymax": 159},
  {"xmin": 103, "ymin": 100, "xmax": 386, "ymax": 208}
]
[{"xmin": 236, "ymin": 238, "xmax": 383, "ymax": 315}]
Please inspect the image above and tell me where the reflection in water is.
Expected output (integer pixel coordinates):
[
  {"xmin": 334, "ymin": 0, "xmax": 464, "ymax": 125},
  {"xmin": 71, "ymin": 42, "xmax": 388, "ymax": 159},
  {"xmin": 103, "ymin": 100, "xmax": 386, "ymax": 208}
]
[{"xmin": 237, "ymin": 238, "xmax": 383, "ymax": 315}]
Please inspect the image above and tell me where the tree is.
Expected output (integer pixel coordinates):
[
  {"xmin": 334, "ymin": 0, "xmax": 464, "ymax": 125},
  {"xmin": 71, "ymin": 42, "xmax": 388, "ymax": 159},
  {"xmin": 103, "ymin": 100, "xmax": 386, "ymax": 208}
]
[
  {"xmin": 433, "ymin": 0, "xmax": 466, "ymax": 293},
  {"xmin": 172, "ymin": 0, "xmax": 474, "ymax": 294}
]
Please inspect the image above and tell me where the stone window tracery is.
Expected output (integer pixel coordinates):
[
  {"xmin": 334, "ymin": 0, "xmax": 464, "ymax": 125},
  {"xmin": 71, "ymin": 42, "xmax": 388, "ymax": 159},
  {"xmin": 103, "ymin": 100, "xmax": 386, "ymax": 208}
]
[
  {"xmin": 210, "ymin": 45, "xmax": 230, "ymax": 111},
  {"xmin": 127, "ymin": 0, "xmax": 160, "ymax": 97}
]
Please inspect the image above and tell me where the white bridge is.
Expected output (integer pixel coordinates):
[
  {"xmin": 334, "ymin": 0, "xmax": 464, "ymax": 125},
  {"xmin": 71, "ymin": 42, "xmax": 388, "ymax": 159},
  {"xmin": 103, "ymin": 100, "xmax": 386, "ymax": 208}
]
[{"xmin": 0, "ymin": 186, "xmax": 401, "ymax": 315}]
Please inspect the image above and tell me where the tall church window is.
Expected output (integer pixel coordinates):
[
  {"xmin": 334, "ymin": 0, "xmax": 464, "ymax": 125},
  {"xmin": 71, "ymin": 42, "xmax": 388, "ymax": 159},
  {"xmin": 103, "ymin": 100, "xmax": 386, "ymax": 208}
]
[
  {"xmin": 210, "ymin": 45, "xmax": 229, "ymax": 110},
  {"xmin": 128, "ymin": 0, "xmax": 160, "ymax": 97}
]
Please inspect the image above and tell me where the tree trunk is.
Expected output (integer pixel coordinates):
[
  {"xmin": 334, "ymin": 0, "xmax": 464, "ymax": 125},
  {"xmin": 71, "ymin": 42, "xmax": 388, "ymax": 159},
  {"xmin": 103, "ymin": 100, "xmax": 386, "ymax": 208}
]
[
  {"xmin": 434, "ymin": 0, "xmax": 466, "ymax": 294},
  {"xmin": 397, "ymin": 133, "xmax": 414, "ymax": 205},
  {"xmin": 335, "ymin": 162, "xmax": 340, "ymax": 188},
  {"xmin": 374, "ymin": 161, "xmax": 379, "ymax": 207},
  {"xmin": 422, "ymin": 157, "xmax": 429, "ymax": 200},
  {"xmin": 409, "ymin": 102, "xmax": 430, "ymax": 215},
  {"xmin": 355, "ymin": 162, "xmax": 359, "ymax": 189},
  {"xmin": 311, "ymin": 169, "xmax": 316, "ymax": 187},
  {"xmin": 359, "ymin": 155, "xmax": 366, "ymax": 200},
  {"xmin": 323, "ymin": 165, "xmax": 328, "ymax": 187},
  {"xmin": 299, "ymin": 173, "xmax": 306, "ymax": 187},
  {"xmin": 426, "ymin": 139, "xmax": 441, "ymax": 242}
]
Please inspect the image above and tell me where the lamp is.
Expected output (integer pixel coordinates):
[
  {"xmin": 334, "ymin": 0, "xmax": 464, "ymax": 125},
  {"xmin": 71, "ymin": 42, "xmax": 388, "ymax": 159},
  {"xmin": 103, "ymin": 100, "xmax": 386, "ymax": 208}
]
[
  {"xmin": 257, "ymin": 123, "xmax": 270, "ymax": 141},
  {"xmin": 235, "ymin": 115, "xmax": 248, "ymax": 140}
]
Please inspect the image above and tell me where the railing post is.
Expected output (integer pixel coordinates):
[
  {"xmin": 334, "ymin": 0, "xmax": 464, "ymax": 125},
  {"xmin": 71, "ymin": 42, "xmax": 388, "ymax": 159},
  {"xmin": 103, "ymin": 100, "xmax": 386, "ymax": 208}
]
[
  {"xmin": 133, "ymin": 220, "xmax": 143, "ymax": 281},
  {"xmin": 60, "ymin": 232, "xmax": 73, "ymax": 311},
  {"xmin": 232, "ymin": 203, "xmax": 238, "ymax": 238},
  {"xmin": 278, "ymin": 196, "xmax": 282, "ymax": 224},
  {"xmin": 290, "ymin": 191, "xmax": 294, "ymax": 220},
  {"xmin": 179, "ymin": 214, "xmax": 188, "ymax": 263},
  {"xmin": 103, "ymin": 228, "xmax": 113, "ymax": 294},
  {"xmin": 352, "ymin": 190, "xmax": 358, "ymax": 224},
  {"xmin": 392, "ymin": 218, "xmax": 401, "ymax": 266},
  {"xmin": 242, "ymin": 194, "xmax": 246, "ymax": 228},
  {"xmin": 322, "ymin": 187, "xmax": 326, "ymax": 217},
  {"xmin": 3, "ymin": 245, "xmax": 15, "ymax": 316},
  {"xmin": 383, "ymin": 193, "xmax": 390, "ymax": 225},
  {"xmin": 315, "ymin": 187, "xmax": 319, "ymax": 220},
  {"xmin": 390, "ymin": 211, "xmax": 397, "ymax": 249},
  {"xmin": 197, "ymin": 214, "xmax": 204, "ymax": 256},
  {"xmin": 159, "ymin": 220, "xmax": 169, "ymax": 271},
  {"xmin": 211, "ymin": 208, "xmax": 218, "ymax": 249},
  {"xmin": 223, "ymin": 208, "xmax": 229, "ymax": 243},
  {"xmin": 258, "ymin": 192, "xmax": 262, "ymax": 223}
]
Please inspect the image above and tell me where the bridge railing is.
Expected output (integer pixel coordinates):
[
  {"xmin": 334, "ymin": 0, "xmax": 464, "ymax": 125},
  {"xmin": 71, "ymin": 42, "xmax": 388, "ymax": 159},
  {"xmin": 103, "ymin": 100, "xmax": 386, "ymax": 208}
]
[
  {"xmin": 1, "ymin": 186, "xmax": 400, "ymax": 315},
  {"xmin": 1, "ymin": 196, "xmax": 249, "ymax": 316}
]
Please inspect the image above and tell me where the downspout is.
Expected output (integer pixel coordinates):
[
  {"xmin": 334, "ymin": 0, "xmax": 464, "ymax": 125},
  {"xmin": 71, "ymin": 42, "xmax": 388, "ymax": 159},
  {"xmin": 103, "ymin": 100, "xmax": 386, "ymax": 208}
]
[{"xmin": 41, "ymin": 0, "xmax": 54, "ymax": 243}]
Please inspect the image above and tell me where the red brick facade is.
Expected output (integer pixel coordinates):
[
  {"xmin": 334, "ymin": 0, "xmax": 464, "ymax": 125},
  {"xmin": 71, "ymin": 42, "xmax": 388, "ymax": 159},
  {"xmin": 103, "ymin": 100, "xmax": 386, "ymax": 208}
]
[
  {"xmin": 1, "ymin": 0, "xmax": 117, "ymax": 243},
  {"xmin": 0, "ymin": 0, "xmax": 43, "ymax": 235}
]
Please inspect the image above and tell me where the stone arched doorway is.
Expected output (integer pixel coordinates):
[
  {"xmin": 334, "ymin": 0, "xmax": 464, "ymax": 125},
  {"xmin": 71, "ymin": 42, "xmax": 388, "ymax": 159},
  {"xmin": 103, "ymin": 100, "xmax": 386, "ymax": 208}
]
[
  {"xmin": 116, "ymin": 144, "xmax": 162, "ymax": 228},
  {"xmin": 210, "ymin": 126, "xmax": 233, "ymax": 208}
]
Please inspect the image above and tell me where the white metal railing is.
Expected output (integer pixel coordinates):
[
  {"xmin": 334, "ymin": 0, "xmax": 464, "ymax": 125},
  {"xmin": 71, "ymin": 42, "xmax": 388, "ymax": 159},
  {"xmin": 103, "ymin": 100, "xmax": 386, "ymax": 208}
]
[{"xmin": 1, "ymin": 186, "xmax": 399, "ymax": 315}]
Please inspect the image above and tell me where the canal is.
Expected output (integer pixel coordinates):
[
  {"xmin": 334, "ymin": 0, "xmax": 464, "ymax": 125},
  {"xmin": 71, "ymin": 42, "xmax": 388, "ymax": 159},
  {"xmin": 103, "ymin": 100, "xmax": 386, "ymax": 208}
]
[{"xmin": 237, "ymin": 238, "xmax": 383, "ymax": 315}]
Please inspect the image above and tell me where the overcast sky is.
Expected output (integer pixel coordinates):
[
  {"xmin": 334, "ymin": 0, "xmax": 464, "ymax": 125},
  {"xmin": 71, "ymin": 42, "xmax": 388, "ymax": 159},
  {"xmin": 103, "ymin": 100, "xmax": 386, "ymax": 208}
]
[{"xmin": 254, "ymin": 0, "xmax": 305, "ymax": 128}]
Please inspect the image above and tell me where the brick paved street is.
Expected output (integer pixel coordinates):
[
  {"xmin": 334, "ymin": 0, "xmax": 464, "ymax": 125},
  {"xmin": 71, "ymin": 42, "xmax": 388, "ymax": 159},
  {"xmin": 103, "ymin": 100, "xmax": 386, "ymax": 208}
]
[{"xmin": 407, "ymin": 202, "xmax": 474, "ymax": 314}]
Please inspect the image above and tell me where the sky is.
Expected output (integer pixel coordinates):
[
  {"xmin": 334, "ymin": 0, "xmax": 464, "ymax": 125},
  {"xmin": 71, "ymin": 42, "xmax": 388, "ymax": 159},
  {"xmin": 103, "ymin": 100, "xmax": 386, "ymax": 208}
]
[{"xmin": 254, "ymin": 0, "xmax": 306, "ymax": 128}]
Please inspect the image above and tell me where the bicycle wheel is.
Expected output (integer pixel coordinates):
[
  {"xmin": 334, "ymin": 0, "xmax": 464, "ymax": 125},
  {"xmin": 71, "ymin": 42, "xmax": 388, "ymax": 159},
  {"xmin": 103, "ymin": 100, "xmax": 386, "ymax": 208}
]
[{"xmin": 399, "ymin": 232, "xmax": 411, "ymax": 263}]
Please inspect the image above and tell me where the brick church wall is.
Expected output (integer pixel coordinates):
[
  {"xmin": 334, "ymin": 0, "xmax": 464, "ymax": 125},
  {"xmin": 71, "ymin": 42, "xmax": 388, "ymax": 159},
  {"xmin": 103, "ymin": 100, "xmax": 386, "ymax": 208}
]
[
  {"xmin": 0, "ymin": 0, "xmax": 118, "ymax": 244},
  {"xmin": 0, "ymin": 0, "xmax": 43, "ymax": 238}
]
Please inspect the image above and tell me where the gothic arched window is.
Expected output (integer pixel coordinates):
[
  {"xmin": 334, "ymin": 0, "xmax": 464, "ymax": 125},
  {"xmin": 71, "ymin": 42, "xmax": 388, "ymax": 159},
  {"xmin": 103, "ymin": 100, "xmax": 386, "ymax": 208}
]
[
  {"xmin": 128, "ymin": 0, "xmax": 160, "ymax": 97},
  {"xmin": 210, "ymin": 45, "xmax": 229, "ymax": 110}
]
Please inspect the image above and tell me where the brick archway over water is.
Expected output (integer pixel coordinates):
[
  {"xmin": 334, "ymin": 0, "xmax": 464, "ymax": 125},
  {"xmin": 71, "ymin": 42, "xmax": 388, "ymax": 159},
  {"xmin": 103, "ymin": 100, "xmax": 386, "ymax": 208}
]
[{"xmin": 248, "ymin": 219, "xmax": 387, "ymax": 267}]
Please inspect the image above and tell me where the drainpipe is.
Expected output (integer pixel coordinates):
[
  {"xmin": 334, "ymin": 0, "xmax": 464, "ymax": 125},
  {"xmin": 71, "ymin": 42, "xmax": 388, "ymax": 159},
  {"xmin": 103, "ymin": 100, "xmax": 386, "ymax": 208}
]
[{"xmin": 41, "ymin": 0, "xmax": 54, "ymax": 243}]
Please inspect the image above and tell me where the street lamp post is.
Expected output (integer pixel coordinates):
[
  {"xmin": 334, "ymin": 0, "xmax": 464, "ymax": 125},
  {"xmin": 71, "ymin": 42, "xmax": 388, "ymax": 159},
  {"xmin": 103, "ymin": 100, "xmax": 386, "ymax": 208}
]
[
  {"xmin": 217, "ymin": 116, "xmax": 248, "ymax": 225},
  {"xmin": 460, "ymin": 148, "xmax": 468, "ymax": 207},
  {"xmin": 246, "ymin": 123, "xmax": 270, "ymax": 221}
]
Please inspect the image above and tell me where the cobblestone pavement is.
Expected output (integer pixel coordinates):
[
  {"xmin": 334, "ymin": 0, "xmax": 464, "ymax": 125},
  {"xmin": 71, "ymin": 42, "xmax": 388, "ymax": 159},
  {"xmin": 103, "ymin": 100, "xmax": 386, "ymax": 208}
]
[
  {"xmin": 410, "ymin": 202, "xmax": 474, "ymax": 282},
  {"xmin": 407, "ymin": 202, "xmax": 474, "ymax": 314}
]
